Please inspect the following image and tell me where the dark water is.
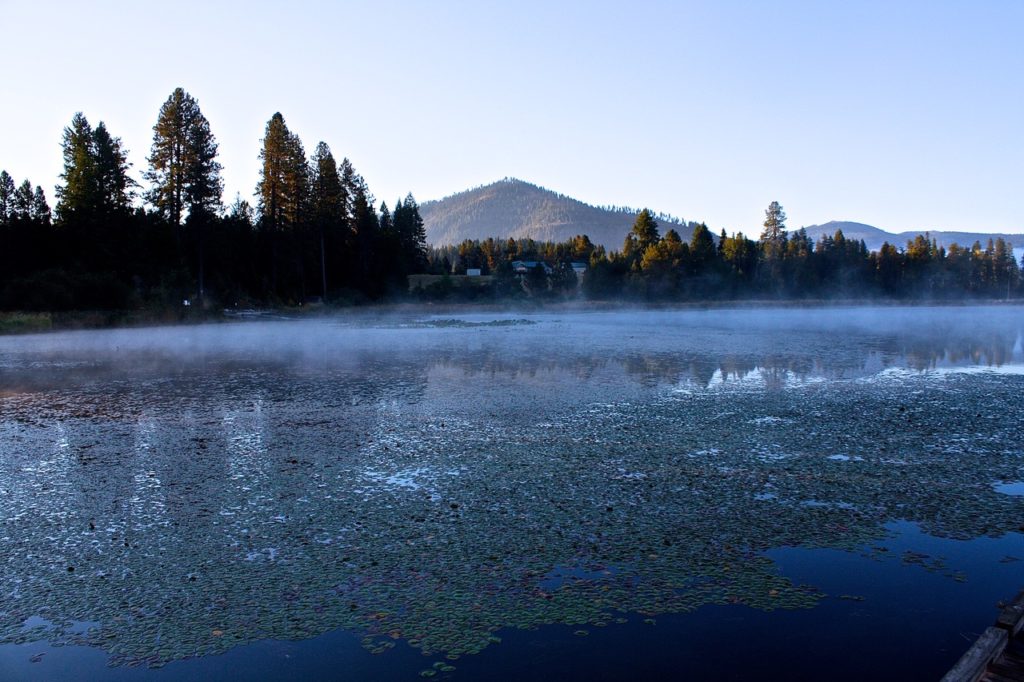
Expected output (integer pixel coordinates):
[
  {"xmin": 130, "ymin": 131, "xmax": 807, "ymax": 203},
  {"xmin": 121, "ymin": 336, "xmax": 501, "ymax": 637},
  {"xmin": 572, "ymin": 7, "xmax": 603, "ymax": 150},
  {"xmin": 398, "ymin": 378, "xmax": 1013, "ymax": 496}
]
[{"xmin": 1, "ymin": 306, "xmax": 1022, "ymax": 681}]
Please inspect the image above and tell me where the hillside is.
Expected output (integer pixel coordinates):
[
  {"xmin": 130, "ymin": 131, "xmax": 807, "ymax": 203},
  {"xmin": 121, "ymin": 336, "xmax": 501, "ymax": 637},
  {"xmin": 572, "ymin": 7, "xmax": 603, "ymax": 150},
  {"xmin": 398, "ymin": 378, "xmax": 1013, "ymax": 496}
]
[
  {"xmin": 420, "ymin": 178, "xmax": 687, "ymax": 249},
  {"xmin": 420, "ymin": 180, "xmax": 1022, "ymax": 255},
  {"xmin": 803, "ymin": 220, "xmax": 1023, "ymax": 252}
]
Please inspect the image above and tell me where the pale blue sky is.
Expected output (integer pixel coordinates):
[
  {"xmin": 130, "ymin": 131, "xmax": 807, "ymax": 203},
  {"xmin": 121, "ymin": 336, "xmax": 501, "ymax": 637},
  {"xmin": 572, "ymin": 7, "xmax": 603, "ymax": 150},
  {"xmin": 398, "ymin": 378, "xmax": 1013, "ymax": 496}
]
[{"xmin": 1, "ymin": 0, "xmax": 1020, "ymax": 235}]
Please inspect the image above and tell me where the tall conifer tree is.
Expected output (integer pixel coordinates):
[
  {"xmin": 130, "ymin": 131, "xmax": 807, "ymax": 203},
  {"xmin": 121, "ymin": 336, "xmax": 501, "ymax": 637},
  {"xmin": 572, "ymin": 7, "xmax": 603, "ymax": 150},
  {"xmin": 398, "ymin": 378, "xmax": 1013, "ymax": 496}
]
[
  {"xmin": 31, "ymin": 186, "xmax": 51, "ymax": 225},
  {"xmin": 0, "ymin": 171, "xmax": 14, "ymax": 223},
  {"xmin": 145, "ymin": 88, "xmax": 223, "ymax": 226},
  {"xmin": 55, "ymin": 113, "xmax": 134, "ymax": 221},
  {"xmin": 309, "ymin": 141, "xmax": 346, "ymax": 298},
  {"xmin": 257, "ymin": 113, "xmax": 306, "ymax": 231},
  {"xmin": 12, "ymin": 180, "xmax": 33, "ymax": 221},
  {"xmin": 760, "ymin": 201, "xmax": 787, "ymax": 252},
  {"xmin": 55, "ymin": 113, "xmax": 97, "ymax": 221},
  {"xmin": 92, "ymin": 122, "xmax": 135, "ymax": 214}
]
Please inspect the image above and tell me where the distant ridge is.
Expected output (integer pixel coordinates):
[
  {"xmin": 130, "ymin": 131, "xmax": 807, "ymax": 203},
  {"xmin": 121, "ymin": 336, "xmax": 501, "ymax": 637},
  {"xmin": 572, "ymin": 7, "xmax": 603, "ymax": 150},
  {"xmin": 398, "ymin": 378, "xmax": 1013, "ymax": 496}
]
[
  {"xmin": 420, "ymin": 179, "xmax": 1023, "ymax": 254},
  {"xmin": 802, "ymin": 220, "xmax": 1024, "ymax": 252},
  {"xmin": 420, "ymin": 178, "xmax": 689, "ymax": 249}
]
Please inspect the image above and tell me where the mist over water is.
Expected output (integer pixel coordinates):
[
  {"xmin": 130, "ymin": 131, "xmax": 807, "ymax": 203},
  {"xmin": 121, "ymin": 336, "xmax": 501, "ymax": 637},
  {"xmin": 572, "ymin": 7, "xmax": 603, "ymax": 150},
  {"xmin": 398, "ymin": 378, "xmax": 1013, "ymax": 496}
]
[
  {"xmin": 1, "ymin": 305, "xmax": 1022, "ymax": 681},
  {"xmin": 2, "ymin": 305, "xmax": 1021, "ymax": 389}
]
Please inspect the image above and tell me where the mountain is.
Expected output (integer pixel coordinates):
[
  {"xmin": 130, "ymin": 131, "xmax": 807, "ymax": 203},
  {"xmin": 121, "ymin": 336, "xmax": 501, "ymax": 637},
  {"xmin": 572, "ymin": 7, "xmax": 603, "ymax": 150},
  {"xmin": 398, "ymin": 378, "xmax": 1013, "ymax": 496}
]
[
  {"xmin": 802, "ymin": 220, "xmax": 1024, "ymax": 253},
  {"xmin": 420, "ymin": 179, "xmax": 1023, "ymax": 255},
  {"xmin": 420, "ymin": 178, "xmax": 688, "ymax": 249}
]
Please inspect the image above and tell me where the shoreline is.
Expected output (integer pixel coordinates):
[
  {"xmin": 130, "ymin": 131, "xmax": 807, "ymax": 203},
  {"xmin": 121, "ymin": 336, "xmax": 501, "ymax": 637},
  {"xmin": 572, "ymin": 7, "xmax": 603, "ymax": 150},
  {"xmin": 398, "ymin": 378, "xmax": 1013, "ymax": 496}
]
[{"xmin": 2, "ymin": 297, "xmax": 1023, "ymax": 336}]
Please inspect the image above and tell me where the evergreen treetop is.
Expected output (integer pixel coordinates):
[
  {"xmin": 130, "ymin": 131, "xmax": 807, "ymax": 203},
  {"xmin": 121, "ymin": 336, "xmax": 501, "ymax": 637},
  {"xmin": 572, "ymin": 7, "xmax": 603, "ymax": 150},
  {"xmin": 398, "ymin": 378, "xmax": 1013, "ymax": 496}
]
[{"xmin": 146, "ymin": 87, "xmax": 223, "ymax": 225}]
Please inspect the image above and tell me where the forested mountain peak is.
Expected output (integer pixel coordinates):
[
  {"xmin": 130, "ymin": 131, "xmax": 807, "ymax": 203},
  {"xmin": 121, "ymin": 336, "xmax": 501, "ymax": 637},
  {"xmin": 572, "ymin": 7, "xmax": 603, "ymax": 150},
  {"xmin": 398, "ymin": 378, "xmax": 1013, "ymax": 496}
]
[{"xmin": 420, "ymin": 178, "xmax": 690, "ymax": 249}]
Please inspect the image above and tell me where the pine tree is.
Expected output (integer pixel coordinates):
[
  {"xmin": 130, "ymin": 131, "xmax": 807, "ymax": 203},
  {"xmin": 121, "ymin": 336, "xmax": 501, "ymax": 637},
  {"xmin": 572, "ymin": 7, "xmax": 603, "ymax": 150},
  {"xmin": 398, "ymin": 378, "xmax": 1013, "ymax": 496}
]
[
  {"xmin": 338, "ymin": 157, "xmax": 358, "ymax": 222},
  {"xmin": 257, "ymin": 113, "xmax": 290, "ymax": 231},
  {"xmin": 759, "ymin": 201, "xmax": 788, "ymax": 288},
  {"xmin": 55, "ymin": 114, "xmax": 134, "ymax": 221},
  {"xmin": 378, "ymin": 201, "xmax": 393, "ymax": 237},
  {"xmin": 145, "ymin": 88, "xmax": 223, "ymax": 226},
  {"xmin": 631, "ymin": 209, "xmax": 660, "ymax": 251},
  {"xmin": 641, "ymin": 229, "xmax": 685, "ymax": 278},
  {"xmin": 332, "ymin": 157, "xmax": 377, "ymax": 292},
  {"xmin": 257, "ymin": 113, "xmax": 309, "ymax": 299},
  {"xmin": 309, "ymin": 141, "xmax": 346, "ymax": 298},
  {"xmin": 92, "ymin": 122, "xmax": 135, "ymax": 214},
  {"xmin": 761, "ymin": 201, "xmax": 787, "ymax": 243},
  {"xmin": 350, "ymin": 185, "xmax": 379, "ymax": 291},
  {"xmin": 227, "ymin": 193, "xmax": 255, "ymax": 224},
  {"xmin": 394, "ymin": 192, "xmax": 427, "ymax": 275},
  {"xmin": 310, "ymin": 142, "xmax": 346, "ymax": 226},
  {"xmin": 282, "ymin": 131, "xmax": 308, "ymax": 228},
  {"xmin": 11, "ymin": 180, "xmax": 33, "ymax": 221},
  {"xmin": 257, "ymin": 113, "xmax": 306, "ymax": 230},
  {"xmin": 0, "ymin": 171, "xmax": 14, "ymax": 223},
  {"xmin": 55, "ymin": 113, "xmax": 97, "ymax": 221},
  {"xmin": 993, "ymin": 238, "xmax": 1019, "ymax": 298},
  {"xmin": 689, "ymin": 223, "xmax": 716, "ymax": 271},
  {"xmin": 31, "ymin": 186, "xmax": 51, "ymax": 225},
  {"xmin": 571, "ymin": 235, "xmax": 595, "ymax": 262}
]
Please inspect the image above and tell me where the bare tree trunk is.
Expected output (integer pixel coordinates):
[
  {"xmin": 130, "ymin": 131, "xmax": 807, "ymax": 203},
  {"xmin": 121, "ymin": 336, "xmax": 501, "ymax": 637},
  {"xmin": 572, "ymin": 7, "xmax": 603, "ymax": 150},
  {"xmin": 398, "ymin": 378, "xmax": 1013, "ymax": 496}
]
[
  {"xmin": 198, "ymin": 217, "xmax": 205, "ymax": 304},
  {"xmin": 320, "ymin": 228, "xmax": 327, "ymax": 301}
]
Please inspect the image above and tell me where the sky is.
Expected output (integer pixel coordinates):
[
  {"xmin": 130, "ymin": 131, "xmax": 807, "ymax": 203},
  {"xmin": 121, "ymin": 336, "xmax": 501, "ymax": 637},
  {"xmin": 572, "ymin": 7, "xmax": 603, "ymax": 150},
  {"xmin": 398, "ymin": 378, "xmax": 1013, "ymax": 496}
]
[{"xmin": 0, "ymin": 0, "xmax": 1021, "ymax": 235}]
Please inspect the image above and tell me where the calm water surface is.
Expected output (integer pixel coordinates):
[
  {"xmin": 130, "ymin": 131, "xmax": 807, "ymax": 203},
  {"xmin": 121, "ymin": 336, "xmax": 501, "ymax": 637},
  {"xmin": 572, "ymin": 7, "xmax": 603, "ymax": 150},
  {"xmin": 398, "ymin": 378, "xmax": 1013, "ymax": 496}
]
[{"xmin": 1, "ymin": 306, "xmax": 1022, "ymax": 681}]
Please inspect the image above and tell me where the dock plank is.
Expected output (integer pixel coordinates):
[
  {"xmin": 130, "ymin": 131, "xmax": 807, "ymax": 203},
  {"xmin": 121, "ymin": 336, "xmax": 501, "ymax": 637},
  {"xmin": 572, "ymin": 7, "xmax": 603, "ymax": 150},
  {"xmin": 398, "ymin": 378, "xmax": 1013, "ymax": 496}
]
[
  {"xmin": 950, "ymin": 590, "xmax": 1024, "ymax": 682},
  {"xmin": 979, "ymin": 630, "xmax": 1024, "ymax": 682},
  {"xmin": 944, "ymin": 628, "xmax": 1009, "ymax": 682},
  {"xmin": 997, "ymin": 591, "xmax": 1024, "ymax": 638}
]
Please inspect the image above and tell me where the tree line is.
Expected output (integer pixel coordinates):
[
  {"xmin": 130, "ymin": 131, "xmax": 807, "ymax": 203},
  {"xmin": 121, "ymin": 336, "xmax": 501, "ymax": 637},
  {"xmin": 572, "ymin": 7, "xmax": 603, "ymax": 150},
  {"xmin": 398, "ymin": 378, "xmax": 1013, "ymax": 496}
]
[
  {"xmin": 0, "ymin": 88, "xmax": 427, "ymax": 311},
  {"xmin": 2, "ymin": 89, "xmax": 1022, "ymax": 310},
  {"xmin": 424, "ymin": 202, "xmax": 1023, "ymax": 301}
]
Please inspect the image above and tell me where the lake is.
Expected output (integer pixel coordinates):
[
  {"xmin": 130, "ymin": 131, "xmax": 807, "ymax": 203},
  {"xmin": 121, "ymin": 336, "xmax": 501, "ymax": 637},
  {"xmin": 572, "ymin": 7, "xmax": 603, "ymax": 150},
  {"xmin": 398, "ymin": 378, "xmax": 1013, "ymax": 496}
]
[{"xmin": 1, "ymin": 306, "xmax": 1022, "ymax": 681}]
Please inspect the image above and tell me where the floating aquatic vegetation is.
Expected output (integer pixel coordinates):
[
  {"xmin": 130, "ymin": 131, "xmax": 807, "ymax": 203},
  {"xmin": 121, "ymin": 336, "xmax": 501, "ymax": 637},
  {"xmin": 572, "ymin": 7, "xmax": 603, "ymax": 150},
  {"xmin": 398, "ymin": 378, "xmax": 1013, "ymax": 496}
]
[
  {"xmin": 0, "ymin": 309, "xmax": 1022, "ymax": 667},
  {"xmin": 411, "ymin": 318, "xmax": 537, "ymax": 329}
]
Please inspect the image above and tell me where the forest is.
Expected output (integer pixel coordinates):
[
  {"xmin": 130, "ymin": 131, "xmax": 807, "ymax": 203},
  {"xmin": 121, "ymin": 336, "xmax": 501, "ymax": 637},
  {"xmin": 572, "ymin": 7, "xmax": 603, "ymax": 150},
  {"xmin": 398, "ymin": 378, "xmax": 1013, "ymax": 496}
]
[
  {"xmin": 429, "ymin": 204, "xmax": 1023, "ymax": 301},
  {"xmin": 0, "ymin": 88, "xmax": 428, "ymax": 311},
  {"xmin": 0, "ymin": 87, "xmax": 1021, "ymax": 312}
]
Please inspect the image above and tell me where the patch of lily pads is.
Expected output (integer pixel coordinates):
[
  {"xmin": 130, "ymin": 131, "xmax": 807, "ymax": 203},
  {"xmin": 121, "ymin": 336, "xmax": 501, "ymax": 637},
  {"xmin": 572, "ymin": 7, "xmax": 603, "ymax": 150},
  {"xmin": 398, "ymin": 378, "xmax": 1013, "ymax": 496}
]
[
  {"xmin": 411, "ymin": 318, "xmax": 537, "ymax": 329},
  {"xmin": 0, "ymin": 311, "xmax": 1022, "ymax": 669}
]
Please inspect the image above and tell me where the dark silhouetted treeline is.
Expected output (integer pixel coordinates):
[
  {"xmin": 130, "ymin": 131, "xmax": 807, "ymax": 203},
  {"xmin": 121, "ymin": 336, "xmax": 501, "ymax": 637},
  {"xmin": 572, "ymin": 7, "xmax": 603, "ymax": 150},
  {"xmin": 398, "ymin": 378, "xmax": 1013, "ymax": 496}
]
[
  {"xmin": 425, "ymin": 204, "xmax": 1023, "ymax": 301},
  {"xmin": 1, "ymin": 89, "xmax": 1022, "ymax": 312},
  {"xmin": 0, "ymin": 88, "xmax": 426, "ymax": 311}
]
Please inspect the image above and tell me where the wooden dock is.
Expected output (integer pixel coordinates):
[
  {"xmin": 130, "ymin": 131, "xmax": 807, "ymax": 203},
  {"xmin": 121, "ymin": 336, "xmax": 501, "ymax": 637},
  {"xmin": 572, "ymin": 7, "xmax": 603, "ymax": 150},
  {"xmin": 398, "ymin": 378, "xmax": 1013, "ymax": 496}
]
[{"xmin": 942, "ymin": 590, "xmax": 1024, "ymax": 682}]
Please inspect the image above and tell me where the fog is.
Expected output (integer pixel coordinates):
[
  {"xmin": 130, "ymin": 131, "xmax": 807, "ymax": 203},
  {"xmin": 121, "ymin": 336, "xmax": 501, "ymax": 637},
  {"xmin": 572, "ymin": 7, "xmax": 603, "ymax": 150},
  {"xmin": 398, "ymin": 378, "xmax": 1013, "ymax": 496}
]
[
  {"xmin": 1, "ymin": 304, "xmax": 1021, "ymax": 372},
  {"xmin": 2, "ymin": 304, "xmax": 1022, "ymax": 349}
]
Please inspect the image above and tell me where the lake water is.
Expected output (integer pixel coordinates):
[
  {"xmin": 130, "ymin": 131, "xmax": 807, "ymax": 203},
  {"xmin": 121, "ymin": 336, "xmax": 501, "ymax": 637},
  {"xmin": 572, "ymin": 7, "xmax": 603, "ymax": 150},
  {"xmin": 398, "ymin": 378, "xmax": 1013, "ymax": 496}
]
[{"xmin": 1, "ymin": 306, "xmax": 1022, "ymax": 681}]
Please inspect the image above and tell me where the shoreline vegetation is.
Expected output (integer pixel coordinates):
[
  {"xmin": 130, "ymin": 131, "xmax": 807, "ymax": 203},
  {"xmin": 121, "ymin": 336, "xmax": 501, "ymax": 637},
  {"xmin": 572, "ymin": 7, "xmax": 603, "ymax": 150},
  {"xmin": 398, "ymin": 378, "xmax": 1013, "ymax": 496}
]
[
  {"xmin": 4, "ymin": 298, "xmax": 1024, "ymax": 336},
  {"xmin": 2, "ymin": 89, "xmax": 1022, "ymax": 323}
]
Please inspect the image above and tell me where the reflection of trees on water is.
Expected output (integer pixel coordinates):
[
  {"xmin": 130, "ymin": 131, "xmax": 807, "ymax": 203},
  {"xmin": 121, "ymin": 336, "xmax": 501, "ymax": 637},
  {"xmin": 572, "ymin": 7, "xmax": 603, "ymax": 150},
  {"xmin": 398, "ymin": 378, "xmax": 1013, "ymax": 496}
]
[
  {"xmin": 891, "ymin": 329, "xmax": 1021, "ymax": 371},
  {"xmin": 1, "ymin": 351, "xmax": 1022, "ymax": 668},
  {"xmin": 419, "ymin": 327, "xmax": 1021, "ymax": 391},
  {"xmin": 2, "ymin": 321, "xmax": 1020, "ymax": 401},
  {"xmin": 424, "ymin": 348, "xmax": 611, "ymax": 384},
  {"xmin": 1, "ymin": 315, "xmax": 1023, "ymax": 669}
]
